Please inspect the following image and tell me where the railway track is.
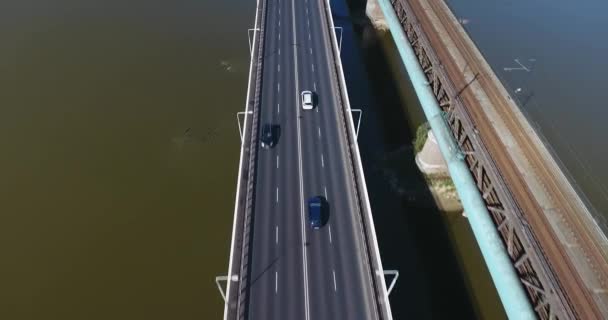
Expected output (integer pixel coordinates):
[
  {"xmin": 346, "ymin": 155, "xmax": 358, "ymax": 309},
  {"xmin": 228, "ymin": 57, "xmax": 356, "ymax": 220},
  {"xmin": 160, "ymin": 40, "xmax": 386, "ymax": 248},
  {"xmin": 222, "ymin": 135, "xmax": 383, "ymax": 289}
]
[{"xmin": 404, "ymin": 0, "xmax": 608, "ymax": 317}]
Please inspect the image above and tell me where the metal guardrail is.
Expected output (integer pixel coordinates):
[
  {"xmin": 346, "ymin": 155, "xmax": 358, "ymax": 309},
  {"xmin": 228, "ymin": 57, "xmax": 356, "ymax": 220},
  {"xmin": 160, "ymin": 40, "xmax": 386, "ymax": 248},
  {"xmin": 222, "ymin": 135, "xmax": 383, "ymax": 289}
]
[
  {"xmin": 223, "ymin": 0, "xmax": 268, "ymax": 318},
  {"xmin": 321, "ymin": 0, "xmax": 394, "ymax": 319}
]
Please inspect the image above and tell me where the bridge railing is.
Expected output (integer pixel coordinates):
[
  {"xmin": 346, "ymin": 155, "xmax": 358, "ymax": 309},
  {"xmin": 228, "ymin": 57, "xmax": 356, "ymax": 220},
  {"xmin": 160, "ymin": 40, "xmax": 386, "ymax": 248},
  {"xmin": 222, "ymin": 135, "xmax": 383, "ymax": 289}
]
[
  {"xmin": 223, "ymin": 0, "xmax": 268, "ymax": 318},
  {"xmin": 321, "ymin": 1, "xmax": 394, "ymax": 319}
]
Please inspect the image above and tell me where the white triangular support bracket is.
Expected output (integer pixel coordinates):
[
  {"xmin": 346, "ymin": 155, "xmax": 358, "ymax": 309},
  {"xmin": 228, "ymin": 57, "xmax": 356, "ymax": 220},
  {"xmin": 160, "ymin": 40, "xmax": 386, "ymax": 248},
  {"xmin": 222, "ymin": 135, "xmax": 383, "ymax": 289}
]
[
  {"xmin": 237, "ymin": 111, "xmax": 253, "ymax": 143},
  {"xmin": 248, "ymin": 28, "xmax": 260, "ymax": 56},
  {"xmin": 348, "ymin": 108, "xmax": 362, "ymax": 140},
  {"xmin": 332, "ymin": 27, "xmax": 343, "ymax": 53},
  {"xmin": 383, "ymin": 270, "xmax": 399, "ymax": 296},
  {"xmin": 215, "ymin": 275, "xmax": 239, "ymax": 303}
]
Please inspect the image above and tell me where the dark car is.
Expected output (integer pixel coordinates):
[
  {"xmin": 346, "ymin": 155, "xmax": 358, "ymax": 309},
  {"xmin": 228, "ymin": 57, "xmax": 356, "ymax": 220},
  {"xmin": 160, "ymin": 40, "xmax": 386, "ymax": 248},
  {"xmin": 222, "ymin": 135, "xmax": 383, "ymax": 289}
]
[
  {"xmin": 260, "ymin": 124, "xmax": 275, "ymax": 148},
  {"xmin": 308, "ymin": 196, "xmax": 327, "ymax": 229}
]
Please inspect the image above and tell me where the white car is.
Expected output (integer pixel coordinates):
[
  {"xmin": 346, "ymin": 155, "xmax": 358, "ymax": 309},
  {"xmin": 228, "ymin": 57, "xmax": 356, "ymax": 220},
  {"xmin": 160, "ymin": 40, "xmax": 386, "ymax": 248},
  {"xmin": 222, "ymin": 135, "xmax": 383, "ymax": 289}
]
[{"xmin": 301, "ymin": 90, "xmax": 314, "ymax": 110}]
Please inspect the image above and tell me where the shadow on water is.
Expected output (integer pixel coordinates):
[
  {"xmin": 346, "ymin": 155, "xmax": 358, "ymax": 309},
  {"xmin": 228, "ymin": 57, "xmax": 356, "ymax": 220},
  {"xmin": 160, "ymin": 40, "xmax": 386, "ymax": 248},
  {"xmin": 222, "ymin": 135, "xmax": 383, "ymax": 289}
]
[{"xmin": 334, "ymin": 0, "xmax": 479, "ymax": 318}]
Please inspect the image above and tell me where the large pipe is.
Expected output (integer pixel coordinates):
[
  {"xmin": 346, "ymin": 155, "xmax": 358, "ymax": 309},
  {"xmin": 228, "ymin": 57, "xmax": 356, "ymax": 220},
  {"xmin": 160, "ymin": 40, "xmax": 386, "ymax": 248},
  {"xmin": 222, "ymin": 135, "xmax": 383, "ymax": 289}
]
[{"xmin": 375, "ymin": 0, "xmax": 536, "ymax": 318}]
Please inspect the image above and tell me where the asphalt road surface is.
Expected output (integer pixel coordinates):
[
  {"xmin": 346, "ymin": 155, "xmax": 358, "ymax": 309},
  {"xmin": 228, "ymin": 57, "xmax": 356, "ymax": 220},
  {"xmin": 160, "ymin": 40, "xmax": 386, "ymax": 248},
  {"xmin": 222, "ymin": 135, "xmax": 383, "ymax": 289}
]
[{"xmin": 245, "ymin": 0, "xmax": 378, "ymax": 319}]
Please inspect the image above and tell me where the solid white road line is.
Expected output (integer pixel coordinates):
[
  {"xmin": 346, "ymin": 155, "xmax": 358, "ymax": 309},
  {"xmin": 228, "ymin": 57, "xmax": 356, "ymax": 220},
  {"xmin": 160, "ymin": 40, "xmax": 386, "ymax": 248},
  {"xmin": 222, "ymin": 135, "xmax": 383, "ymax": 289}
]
[
  {"xmin": 321, "ymin": 154, "xmax": 324, "ymax": 167},
  {"xmin": 328, "ymin": 224, "xmax": 333, "ymax": 243},
  {"xmin": 276, "ymin": 225, "xmax": 279, "ymax": 244},
  {"xmin": 333, "ymin": 270, "xmax": 337, "ymax": 292},
  {"xmin": 293, "ymin": 0, "xmax": 310, "ymax": 317},
  {"xmin": 277, "ymin": 155, "xmax": 279, "ymax": 168},
  {"xmin": 275, "ymin": 271, "xmax": 278, "ymax": 294}
]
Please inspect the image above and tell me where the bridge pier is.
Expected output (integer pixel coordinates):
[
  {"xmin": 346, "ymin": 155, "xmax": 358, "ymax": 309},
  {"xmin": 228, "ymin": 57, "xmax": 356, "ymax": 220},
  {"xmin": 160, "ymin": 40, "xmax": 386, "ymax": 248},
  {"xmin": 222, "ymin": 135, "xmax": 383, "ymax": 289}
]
[
  {"xmin": 366, "ymin": 0, "xmax": 389, "ymax": 31},
  {"xmin": 415, "ymin": 130, "xmax": 448, "ymax": 176}
]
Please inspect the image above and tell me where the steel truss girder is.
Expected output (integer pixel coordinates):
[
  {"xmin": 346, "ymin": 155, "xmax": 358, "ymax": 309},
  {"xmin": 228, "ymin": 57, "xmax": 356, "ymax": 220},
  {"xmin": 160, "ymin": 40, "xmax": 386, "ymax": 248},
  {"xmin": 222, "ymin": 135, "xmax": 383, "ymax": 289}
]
[{"xmin": 390, "ymin": 0, "xmax": 578, "ymax": 319}]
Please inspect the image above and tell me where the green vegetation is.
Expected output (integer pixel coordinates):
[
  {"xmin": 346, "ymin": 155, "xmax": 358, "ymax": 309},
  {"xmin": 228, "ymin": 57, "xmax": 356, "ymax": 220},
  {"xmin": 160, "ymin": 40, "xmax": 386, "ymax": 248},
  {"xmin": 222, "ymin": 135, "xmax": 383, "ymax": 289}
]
[
  {"xmin": 430, "ymin": 177, "xmax": 455, "ymax": 189},
  {"xmin": 413, "ymin": 122, "xmax": 430, "ymax": 154}
]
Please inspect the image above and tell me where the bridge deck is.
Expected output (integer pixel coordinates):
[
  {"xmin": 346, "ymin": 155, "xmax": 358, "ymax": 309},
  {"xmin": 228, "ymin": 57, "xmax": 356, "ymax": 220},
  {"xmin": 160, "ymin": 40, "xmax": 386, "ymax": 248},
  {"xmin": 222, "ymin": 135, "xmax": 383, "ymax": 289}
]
[{"xmin": 238, "ymin": 0, "xmax": 384, "ymax": 319}]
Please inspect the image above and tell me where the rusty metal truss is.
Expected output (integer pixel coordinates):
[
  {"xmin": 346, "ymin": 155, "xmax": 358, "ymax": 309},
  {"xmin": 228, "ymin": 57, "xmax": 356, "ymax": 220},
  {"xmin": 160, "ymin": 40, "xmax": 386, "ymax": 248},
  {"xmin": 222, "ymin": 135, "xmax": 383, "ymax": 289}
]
[{"xmin": 389, "ymin": 0, "xmax": 579, "ymax": 318}]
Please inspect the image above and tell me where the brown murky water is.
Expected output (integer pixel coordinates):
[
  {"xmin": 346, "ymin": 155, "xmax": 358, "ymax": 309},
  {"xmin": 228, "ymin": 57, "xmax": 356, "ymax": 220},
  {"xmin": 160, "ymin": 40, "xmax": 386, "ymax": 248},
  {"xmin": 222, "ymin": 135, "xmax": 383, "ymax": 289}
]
[{"xmin": 0, "ymin": 0, "xmax": 253, "ymax": 318}]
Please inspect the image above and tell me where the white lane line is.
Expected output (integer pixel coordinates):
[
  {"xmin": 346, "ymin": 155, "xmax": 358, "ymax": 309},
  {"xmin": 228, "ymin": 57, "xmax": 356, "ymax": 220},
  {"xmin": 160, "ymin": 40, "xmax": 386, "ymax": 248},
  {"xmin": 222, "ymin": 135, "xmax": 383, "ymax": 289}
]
[
  {"xmin": 313, "ymin": 82, "xmax": 317, "ymax": 91},
  {"xmin": 306, "ymin": 7, "xmax": 308, "ymax": 15},
  {"xmin": 308, "ymin": 33, "xmax": 311, "ymax": 41},
  {"xmin": 276, "ymin": 187, "xmax": 279, "ymax": 203},
  {"xmin": 277, "ymin": 102, "xmax": 280, "ymax": 114},
  {"xmin": 311, "ymin": 64, "xmax": 315, "ymax": 72},
  {"xmin": 307, "ymin": 19, "xmax": 310, "ymax": 27},
  {"xmin": 328, "ymin": 225, "xmax": 333, "ymax": 244},
  {"xmin": 318, "ymin": 127, "xmax": 321, "ymax": 138},
  {"xmin": 321, "ymin": 154, "xmax": 324, "ymax": 167},
  {"xmin": 278, "ymin": 64, "xmax": 280, "ymax": 72},
  {"xmin": 276, "ymin": 225, "xmax": 279, "ymax": 244},
  {"xmin": 279, "ymin": 32, "xmax": 281, "ymax": 40},
  {"xmin": 277, "ymin": 82, "xmax": 280, "ymax": 93},
  {"xmin": 293, "ymin": 0, "xmax": 310, "ymax": 317},
  {"xmin": 332, "ymin": 270, "xmax": 337, "ymax": 292},
  {"xmin": 277, "ymin": 155, "xmax": 279, "ymax": 168},
  {"xmin": 279, "ymin": 48, "xmax": 281, "ymax": 56},
  {"xmin": 310, "ymin": 48, "xmax": 313, "ymax": 55},
  {"xmin": 279, "ymin": 20, "xmax": 280, "ymax": 27},
  {"xmin": 324, "ymin": 186, "xmax": 328, "ymax": 199},
  {"xmin": 275, "ymin": 271, "xmax": 278, "ymax": 294}
]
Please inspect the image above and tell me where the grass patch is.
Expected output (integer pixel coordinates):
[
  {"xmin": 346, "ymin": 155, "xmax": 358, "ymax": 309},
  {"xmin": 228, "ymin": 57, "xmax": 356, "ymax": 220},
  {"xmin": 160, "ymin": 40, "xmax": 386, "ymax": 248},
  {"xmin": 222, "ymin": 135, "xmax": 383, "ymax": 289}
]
[{"xmin": 413, "ymin": 122, "xmax": 430, "ymax": 154}]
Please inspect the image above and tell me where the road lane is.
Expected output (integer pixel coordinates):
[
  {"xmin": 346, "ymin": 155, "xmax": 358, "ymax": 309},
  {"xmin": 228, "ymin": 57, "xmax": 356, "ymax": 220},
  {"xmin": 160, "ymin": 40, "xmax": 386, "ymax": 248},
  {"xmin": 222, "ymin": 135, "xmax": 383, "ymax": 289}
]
[{"xmin": 246, "ymin": 0, "xmax": 379, "ymax": 318}]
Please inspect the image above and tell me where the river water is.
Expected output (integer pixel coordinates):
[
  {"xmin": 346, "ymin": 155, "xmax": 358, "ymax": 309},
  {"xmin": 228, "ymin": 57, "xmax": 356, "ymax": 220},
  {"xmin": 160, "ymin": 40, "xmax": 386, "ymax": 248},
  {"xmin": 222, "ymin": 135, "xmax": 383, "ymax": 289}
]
[
  {"xmin": 445, "ymin": 0, "xmax": 608, "ymax": 230},
  {"xmin": 0, "ymin": 0, "xmax": 253, "ymax": 319},
  {"xmin": 337, "ymin": 0, "xmax": 504, "ymax": 318}
]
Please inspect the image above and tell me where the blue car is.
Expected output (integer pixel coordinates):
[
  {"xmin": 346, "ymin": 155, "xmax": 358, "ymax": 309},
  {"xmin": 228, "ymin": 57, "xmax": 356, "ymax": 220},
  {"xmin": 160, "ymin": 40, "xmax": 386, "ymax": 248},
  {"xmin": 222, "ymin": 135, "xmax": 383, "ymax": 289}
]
[{"xmin": 308, "ymin": 196, "xmax": 327, "ymax": 229}]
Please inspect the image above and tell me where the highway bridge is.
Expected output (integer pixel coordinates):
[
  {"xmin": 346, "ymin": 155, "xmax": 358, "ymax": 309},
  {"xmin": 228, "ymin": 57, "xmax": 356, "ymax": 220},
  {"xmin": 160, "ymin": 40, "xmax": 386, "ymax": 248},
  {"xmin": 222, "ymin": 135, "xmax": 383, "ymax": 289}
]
[
  {"xmin": 220, "ymin": 0, "xmax": 395, "ymax": 319},
  {"xmin": 220, "ymin": 0, "xmax": 608, "ymax": 318}
]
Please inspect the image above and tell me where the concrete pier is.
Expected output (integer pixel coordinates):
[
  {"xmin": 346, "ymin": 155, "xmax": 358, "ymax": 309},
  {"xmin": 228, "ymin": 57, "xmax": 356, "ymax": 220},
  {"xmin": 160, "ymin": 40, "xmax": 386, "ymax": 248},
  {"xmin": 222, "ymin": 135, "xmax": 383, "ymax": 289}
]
[
  {"xmin": 366, "ymin": 0, "xmax": 389, "ymax": 31},
  {"xmin": 415, "ymin": 131, "xmax": 448, "ymax": 176}
]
